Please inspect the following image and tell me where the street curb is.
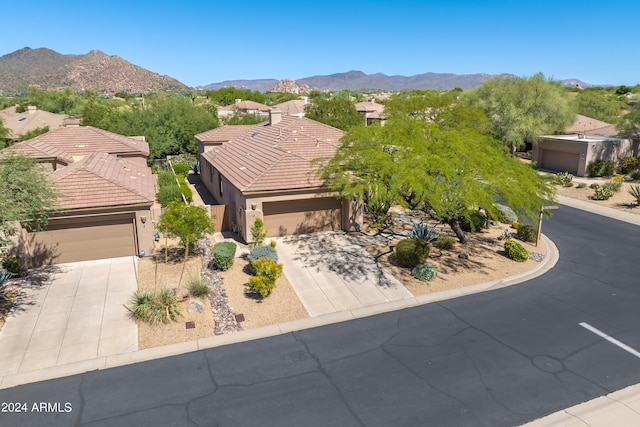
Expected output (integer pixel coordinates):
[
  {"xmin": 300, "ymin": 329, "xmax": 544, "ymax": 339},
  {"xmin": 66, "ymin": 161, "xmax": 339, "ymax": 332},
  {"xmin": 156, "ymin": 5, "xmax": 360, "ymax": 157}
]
[{"xmin": 0, "ymin": 235, "xmax": 559, "ymax": 390}]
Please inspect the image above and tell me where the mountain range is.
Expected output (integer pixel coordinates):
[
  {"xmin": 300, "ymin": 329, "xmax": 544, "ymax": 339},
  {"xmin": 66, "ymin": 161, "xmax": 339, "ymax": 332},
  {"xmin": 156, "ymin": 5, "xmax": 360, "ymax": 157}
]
[
  {"xmin": 0, "ymin": 47, "xmax": 188, "ymax": 95},
  {"xmin": 0, "ymin": 47, "xmax": 596, "ymax": 95}
]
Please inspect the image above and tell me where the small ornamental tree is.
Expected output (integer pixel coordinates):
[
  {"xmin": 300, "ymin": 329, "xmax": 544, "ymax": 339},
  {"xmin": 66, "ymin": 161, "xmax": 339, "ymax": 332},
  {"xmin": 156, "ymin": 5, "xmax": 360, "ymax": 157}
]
[
  {"xmin": 157, "ymin": 201, "xmax": 214, "ymax": 286},
  {"xmin": 250, "ymin": 218, "xmax": 268, "ymax": 247}
]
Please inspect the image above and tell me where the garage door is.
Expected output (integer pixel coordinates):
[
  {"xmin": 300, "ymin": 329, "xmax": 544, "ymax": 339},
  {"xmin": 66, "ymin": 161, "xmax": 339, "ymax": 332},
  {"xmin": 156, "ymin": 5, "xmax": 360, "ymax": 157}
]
[
  {"xmin": 29, "ymin": 214, "xmax": 137, "ymax": 265},
  {"xmin": 540, "ymin": 150, "xmax": 579, "ymax": 175},
  {"xmin": 262, "ymin": 198, "xmax": 342, "ymax": 237}
]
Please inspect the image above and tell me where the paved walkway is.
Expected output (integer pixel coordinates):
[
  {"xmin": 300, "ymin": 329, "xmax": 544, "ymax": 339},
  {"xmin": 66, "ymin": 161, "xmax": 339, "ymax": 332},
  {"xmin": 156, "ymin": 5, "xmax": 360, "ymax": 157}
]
[
  {"xmin": 0, "ymin": 257, "xmax": 138, "ymax": 378},
  {"xmin": 276, "ymin": 232, "xmax": 413, "ymax": 316}
]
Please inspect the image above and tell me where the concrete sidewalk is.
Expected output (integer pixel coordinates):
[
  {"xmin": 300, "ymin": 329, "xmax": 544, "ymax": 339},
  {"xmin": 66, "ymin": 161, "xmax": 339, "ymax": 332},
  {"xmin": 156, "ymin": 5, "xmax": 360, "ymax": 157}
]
[{"xmin": 0, "ymin": 257, "xmax": 138, "ymax": 378}]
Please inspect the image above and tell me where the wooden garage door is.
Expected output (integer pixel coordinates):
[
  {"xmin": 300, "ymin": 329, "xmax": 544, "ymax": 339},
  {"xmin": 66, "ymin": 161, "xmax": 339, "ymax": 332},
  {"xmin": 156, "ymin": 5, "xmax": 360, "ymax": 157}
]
[
  {"xmin": 262, "ymin": 198, "xmax": 342, "ymax": 237},
  {"xmin": 30, "ymin": 214, "xmax": 136, "ymax": 265},
  {"xmin": 540, "ymin": 150, "xmax": 579, "ymax": 175}
]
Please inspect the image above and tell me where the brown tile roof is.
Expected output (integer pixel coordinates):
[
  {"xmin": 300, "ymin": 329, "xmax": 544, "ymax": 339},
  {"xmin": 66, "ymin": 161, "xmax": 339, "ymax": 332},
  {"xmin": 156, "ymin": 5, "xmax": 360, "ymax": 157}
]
[
  {"xmin": 201, "ymin": 115, "xmax": 344, "ymax": 193},
  {"xmin": 235, "ymin": 100, "xmax": 270, "ymax": 112},
  {"xmin": 0, "ymin": 106, "xmax": 67, "ymax": 137},
  {"xmin": 195, "ymin": 125, "xmax": 261, "ymax": 143},
  {"xmin": 13, "ymin": 125, "xmax": 150, "ymax": 160},
  {"xmin": 274, "ymin": 99, "xmax": 306, "ymax": 116},
  {"xmin": 50, "ymin": 152, "xmax": 155, "ymax": 209},
  {"xmin": 567, "ymin": 114, "xmax": 619, "ymax": 137}
]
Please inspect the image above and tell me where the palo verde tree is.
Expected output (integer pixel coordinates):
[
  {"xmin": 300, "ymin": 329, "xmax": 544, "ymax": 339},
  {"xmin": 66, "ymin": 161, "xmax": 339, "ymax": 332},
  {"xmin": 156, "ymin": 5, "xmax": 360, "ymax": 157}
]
[
  {"xmin": 0, "ymin": 153, "xmax": 59, "ymax": 256},
  {"xmin": 463, "ymin": 73, "xmax": 575, "ymax": 154},
  {"xmin": 157, "ymin": 201, "xmax": 214, "ymax": 286},
  {"xmin": 304, "ymin": 94, "xmax": 363, "ymax": 131},
  {"xmin": 318, "ymin": 91, "xmax": 555, "ymax": 243}
]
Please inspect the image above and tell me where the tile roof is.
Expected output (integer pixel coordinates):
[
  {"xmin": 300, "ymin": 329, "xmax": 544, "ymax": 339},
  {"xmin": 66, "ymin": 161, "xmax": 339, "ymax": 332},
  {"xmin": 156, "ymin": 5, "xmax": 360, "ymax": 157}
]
[
  {"xmin": 11, "ymin": 125, "xmax": 150, "ymax": 160},
  {"xmin": 195, "ymin": 125, "xmax": 261, "ymax": 143},
  {"xmin": 50, "ymin": 152, "xmax": 155, "ymax": 209},
  {"xmin": 355, "ymin": 101, "xmax": 385, "ymax": 115},
  {"xmin": 201, "ymin": 115, "xmax": 344, "ymax": 193},
  {"xmin": 567, "ymin": 114, "xmax": 619, "ymax": 137},
  {"xmin": 0, "ymin": 106, "xmax": 67, "ymax": 137},
  {"xmin": 273, "ymin": 99, "xmax": 306, "ymax": 116}
]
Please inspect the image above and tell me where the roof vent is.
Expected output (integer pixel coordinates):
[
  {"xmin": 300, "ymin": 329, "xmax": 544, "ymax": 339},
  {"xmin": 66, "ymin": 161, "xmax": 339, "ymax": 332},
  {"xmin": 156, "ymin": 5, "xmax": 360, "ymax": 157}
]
[
  {"xmin": 239, "ymin": 166, "xmax": 246, "ymax": 170},
  {"xmin": 251, "ymin": 132, "xmax": 260, "ymax": 137}
]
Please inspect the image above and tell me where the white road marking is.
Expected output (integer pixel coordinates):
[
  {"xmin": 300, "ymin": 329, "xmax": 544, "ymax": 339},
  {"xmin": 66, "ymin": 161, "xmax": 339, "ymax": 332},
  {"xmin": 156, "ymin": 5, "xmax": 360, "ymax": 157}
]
[{"xmin": 579, "ymin": 322, "xmax": 640, "ymax": 359}]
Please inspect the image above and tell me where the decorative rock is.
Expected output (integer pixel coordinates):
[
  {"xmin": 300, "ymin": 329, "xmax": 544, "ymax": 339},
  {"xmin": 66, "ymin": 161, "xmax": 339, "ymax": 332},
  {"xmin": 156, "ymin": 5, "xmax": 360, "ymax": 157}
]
[
  {"xmin": 188, "ymin": 300, "xmax": 204, "ymax": 313},
  {"xmin": 458, "ymin": 252, "xmax": 469, "ymax": 260},
  {"xmin": 175, "ymin": 287, "xmax": 190, "ymax": 301}
]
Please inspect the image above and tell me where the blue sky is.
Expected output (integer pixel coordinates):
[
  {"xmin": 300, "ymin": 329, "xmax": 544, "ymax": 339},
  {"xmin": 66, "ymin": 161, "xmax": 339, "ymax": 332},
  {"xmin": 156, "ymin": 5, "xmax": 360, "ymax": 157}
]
[{"xmin": 2, "ymin": 0, "xmax": 638, "ymax": 87}]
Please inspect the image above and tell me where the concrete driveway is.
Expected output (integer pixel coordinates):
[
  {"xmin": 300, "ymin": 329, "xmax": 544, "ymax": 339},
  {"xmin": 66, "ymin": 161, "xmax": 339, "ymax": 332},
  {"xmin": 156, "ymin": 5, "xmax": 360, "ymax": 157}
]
[
  {"xmin": 276, "ymin": 232, "xmax": 413, "ymax": 316},
  {"xmin": 0, "ymin": 257, "xmax": 138, "ymax": 377}
]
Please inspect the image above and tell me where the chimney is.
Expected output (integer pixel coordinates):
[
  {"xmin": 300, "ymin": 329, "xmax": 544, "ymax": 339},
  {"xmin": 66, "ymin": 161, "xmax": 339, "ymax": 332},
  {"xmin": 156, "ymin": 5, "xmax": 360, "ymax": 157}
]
[
  {"xmin": 269, "ymin": 108, "xmax": 282, "ymax": 126},
  {"xmin": 235, "ymin": 99, "xmax": 241, "ymax": 105},
  {"xmin": 302, "ymin": 96, "xmax": 308, "ymax": 105},
  {"xmin": 27, "ymin": 105, "xmax": 37, "ymax": 114}
]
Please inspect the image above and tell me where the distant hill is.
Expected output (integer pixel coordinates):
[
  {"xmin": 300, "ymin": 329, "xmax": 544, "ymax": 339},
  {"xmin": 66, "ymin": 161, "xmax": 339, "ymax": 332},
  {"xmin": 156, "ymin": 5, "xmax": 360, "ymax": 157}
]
[
  {"xmin": 200, "ymin": 70, "xmax": 517, "ymax": 92},
  {"xmin": 0, "ymin": 47, "xmax": 190, "ymax": 95}
]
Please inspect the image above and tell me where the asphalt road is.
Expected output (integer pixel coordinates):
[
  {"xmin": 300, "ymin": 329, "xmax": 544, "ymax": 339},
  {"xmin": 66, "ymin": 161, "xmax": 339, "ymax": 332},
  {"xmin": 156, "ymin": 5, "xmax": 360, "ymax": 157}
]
[{"xmin": 1, "ymin": 206, "xmax": 639, "ymax": 427}]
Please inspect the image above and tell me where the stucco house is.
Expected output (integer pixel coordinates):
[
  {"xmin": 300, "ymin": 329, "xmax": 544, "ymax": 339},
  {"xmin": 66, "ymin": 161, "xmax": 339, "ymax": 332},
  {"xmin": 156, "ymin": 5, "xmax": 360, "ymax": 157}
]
[
  {"xmin": 355, "ymin": 100, "xmax": 385, "ymax": 126},
  {"xmin": 217, "ymin": 99, "xmax": 271, "ymax": 119},
  {"xmin": 532, "ymin": 115, "xmax": 639, "ymax": 176},
  {"xmin": 196, "ymin": 109, "xmax": 362, "ymax": 242},
  {"xmin": 273, "ymin": 97, "xmax": 308, "ymax": 117},
  {"xmin": 5, "ymin": 126, "xmax": 156, "ymax": 265},
  {"xmin": 0, "ymin": 105, "xmax": 67, "ymax": 142}
]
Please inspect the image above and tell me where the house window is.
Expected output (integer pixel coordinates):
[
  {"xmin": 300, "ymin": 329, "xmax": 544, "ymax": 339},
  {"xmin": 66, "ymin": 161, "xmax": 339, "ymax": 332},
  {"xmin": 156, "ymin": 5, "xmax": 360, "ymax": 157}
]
[
  {"xmin": 208, "ymin": 163, "xmax": 213, "ymax": 184},
  {"xmin": 219, "ymin": 173, "xmax": 224, "ymax": 198}
]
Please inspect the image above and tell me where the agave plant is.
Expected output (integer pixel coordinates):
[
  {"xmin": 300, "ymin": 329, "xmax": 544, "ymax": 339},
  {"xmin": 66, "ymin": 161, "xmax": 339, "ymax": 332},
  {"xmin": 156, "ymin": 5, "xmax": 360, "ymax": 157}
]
[
  {"xmin": 629, "ymin": 184, "xmax": 640, "ymax": 205},
  {"xmin": 410, "ymin": 222, "xmax": 439, "ymax": 243}
]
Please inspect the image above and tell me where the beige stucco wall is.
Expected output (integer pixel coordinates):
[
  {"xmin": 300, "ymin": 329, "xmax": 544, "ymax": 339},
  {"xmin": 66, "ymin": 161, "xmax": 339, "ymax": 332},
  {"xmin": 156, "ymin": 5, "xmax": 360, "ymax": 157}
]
[{"xmin": 533, "ymin": 136, "xmax": 638, "ymax": 177}]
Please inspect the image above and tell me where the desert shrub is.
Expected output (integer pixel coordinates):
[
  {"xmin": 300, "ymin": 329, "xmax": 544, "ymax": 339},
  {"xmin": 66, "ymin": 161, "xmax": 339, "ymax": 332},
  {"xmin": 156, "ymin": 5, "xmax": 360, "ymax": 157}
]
[
  {"xmin": 577, "ymin": 182, "xmax": 587, "ymax": 188},
  {"xmin": 515, "ymin": 224, "xmax": 537, "ymax": 243},
  {"xmin": 129, "ymin": 289, "xmax": 182, "ymax": 324},
  {"xmin": 497, "ymin": 228, "xmax": 512, "ymax": 240},
  {"xmin": 248, "ymin": 275, "xmax": 276, "ymax": 297},
  {"xmin": 250, "ymin": 218, "xmax": 268, "ymax": 246},
  {"xmin": 629, "ymin": 185, "xmax": 640, "ymax": 205},
  {"xmin": 558, "ymin": 172, "xmax": 574, "ymax": 187},
  {"xmin": 511, "ymin": 221, "xmax": 520, "ymax": 230},
  {"xmin": 631, "ymin": 170, "xmax": 640, "ymax": 181},
  {"xmin": 616, "ymin": 156, "xmax": 640, "ymax": 174},
  {"xmin": 588, "ymin": 160, "xmax": 615, "ymax": 177},
  {"xmin": 0, "ymin": 269, "xmax": 13, "ymax": 300},
  {"xmin": 247, "ymin": 245, "xmax": 278, "ymax": 264},
  {"xmin": 504, "ymin": 239, "xmax": 529, "ymax": 262},
  {"xmin": 494, "ymin": 203, "xmax": 518, "ymax": 224},
  {"xmin": 611, "ymin": 175, "xmax": 625, "ymax": 183},
  {"xmin": 460, "ymin": 210, "xmax": 488, "ymax": 233},
  {"xmin": 213, "ymin": 242, "xmax": 236, "ymax": 271},
  {"xmin": 157, "ymin": 171, "xmax": 177, "ymax": 187},
  {"xmin": 395, "ymin": 238, "xmax": 430, "ymax": 268},
  {"xmin": 2, "ymin": 257, "xmax": 21, "ymax": 275},
  {"xmin": 172, "ymin": 163, "xmax": 190, "ymax": 176},
  {"xmin": 179, "ymin": 181, "xmax": 193, "ymax": 202},
  {"xmin": 412, "ymin": 262, "xmax": 438, "ymax": 281},
  {"xmin": 251, "ymin": 257, "xmax": 283, "ymax": 282},
  {"xmin": 410, "ymin": 222, "xmax": 438, "ymax": 243},
  {"xmin": 190, "ymin": 160, "xmax": 200, "ymax": 175},
  {"xmin": 434, "ymin": 235, "xmax": 456, "ymax": 250},
  {"xmin": 365, "ymin": 201, "xmax": 393, "ymax": 231},
  {"xmin": 592, "ymin": 185, "xmax": 614, "ymax": 200},
  {"xmin": 157, "ymin": 184, "xmax": 183, "ymax": 207},
  {"xmin": 269, "ymin": 240, "xmax": 277, "ymax": 248},
  {"xmin": 589, "ymin": 183, "xmax": 600, "ymax": 189},
  {"xmin": 188, "ymin": 276, "xmax": 210, "ymax": 298},
  {"xmin": 604, "ymin": 180, "xmax": 622, "ymax": 192}
]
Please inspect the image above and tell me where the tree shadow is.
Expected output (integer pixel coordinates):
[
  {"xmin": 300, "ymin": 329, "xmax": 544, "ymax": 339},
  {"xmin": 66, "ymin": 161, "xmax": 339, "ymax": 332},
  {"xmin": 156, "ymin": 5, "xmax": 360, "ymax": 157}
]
[{"xmin": 3, "ymin": 264, "xmax": 62, "ymax": 318}]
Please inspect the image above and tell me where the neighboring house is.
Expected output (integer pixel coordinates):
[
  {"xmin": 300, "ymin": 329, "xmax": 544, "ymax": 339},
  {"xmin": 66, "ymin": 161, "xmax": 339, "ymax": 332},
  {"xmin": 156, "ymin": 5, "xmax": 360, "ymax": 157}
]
[
  {"xmin": 273, "ymin": 97, "xmax": 308, "ymax": 117},
  {"xmin": 532, "ymin": 115, "xmax": 638, "ymax": 176},
  {"xmin": 355, "ymin": 100, "xmax": 385, "ymax": 126},
  {"xmin": 196, "ymin": 109, "xmax": 362, "ymax": 242},
  {"xmin": 4, "ymin": 126, "xmax": 155, "ymax": 265},
  {"xmin": 0, "ymin": 105, "xmax": 67, "ymax": 141},
  {"xmin": 217, "ymin": 99, "xmax": 271, "ymax": 119}
]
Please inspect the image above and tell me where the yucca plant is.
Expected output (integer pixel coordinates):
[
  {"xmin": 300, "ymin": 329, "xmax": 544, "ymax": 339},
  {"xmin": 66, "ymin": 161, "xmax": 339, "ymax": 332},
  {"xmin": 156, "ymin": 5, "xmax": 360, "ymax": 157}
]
[
  {"xmin": 629, "ymin": 184, "xmax": 640, "ymax": 205},
  {"xmin": 1, "ymin": 268, "xmax": 13, "ymax": 301}
]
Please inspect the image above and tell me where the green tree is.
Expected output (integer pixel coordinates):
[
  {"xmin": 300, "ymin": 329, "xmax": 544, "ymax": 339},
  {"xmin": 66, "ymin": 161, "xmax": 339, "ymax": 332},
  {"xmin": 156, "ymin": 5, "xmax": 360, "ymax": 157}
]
[
  {"xmin": 0, "ymin": 121, "xmax": 11, "ymax": 148},
  {"xmin": 618, "ymin": 101, "xmax": 640, "ymax": 137},
  {"xmin": 319, "ymin": 92, "xmax": 555, "ymax": 243},
  {"xmin": 571, "ymin": 89, "xmax": 621, "ymax": 123},
  {"xmin": 157, "ymin": 201, "xmax": 214, "ymax": 286},
  {"xmin": 464, "ymin": 73, "xmax": 575, "ymax": 154},
  {"xmin": 0, "ymin": 154, "xmax": 59, "ymax": 255},
  {"xmin": 304, "ymin": 96, "xmax": 363, "ymax": 131}
]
